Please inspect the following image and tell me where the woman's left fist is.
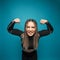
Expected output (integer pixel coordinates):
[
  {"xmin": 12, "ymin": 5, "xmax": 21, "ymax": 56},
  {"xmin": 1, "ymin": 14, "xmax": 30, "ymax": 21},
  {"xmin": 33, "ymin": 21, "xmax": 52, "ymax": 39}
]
[{"xmin": 40, "ymin": 19, "xmax": 48, "ymax": 24}]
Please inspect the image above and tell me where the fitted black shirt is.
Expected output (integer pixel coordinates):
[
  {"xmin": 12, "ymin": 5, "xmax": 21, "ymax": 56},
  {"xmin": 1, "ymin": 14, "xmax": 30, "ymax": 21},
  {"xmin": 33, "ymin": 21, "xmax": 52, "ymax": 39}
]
[{"xmin": 28, "ymin": 36, "xmax": 34, "ymax": 49}]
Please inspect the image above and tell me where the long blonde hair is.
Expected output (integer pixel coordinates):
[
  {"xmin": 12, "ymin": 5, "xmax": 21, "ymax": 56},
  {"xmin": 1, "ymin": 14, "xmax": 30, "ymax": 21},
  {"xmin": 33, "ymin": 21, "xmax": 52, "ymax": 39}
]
[{"xmin": 21, "ymin": 19, "xmax": 40, "ymax": 49}]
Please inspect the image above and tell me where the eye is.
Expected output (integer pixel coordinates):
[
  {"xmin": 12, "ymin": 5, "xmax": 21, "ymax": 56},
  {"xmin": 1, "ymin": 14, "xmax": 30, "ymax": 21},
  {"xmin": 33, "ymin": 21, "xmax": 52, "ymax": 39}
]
[
  {"xmin": 26, "ymin": 26, "xmax": 30, "ymax": 28},
  {"xmin": 32, "ymin": 27, "xmax": 35, "ymax": 28}
]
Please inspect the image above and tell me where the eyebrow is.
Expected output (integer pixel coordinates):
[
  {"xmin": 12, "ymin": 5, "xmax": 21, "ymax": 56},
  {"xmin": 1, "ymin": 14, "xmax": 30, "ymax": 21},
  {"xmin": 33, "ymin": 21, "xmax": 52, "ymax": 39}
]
[{"xmin": 26, "ymin": 26, "xmax": 36, "ymax": 28}]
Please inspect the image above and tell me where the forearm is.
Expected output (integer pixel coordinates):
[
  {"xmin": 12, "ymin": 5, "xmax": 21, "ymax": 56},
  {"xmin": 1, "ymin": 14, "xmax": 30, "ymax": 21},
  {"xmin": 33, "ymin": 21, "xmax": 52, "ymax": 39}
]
[
  {"xmin": 7, "ymin": 21, "xmax": 23, "ymax": 36},
  {"xmin": 45, "ymin": 22, "xmax": 53, "ymax": 33},
  {"xmin": 38, "ymin": 22, "xmax": 54, "ymax": 37},
  {"xmin": 7, "ymin": 21, "xmax": 15, "ymax": 32}
]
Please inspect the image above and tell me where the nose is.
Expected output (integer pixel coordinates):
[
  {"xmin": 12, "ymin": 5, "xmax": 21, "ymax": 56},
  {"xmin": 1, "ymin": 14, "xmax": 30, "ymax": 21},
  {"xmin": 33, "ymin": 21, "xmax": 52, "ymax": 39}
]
[{"xmin": 29, "ymin": 27, "xmax": 32, "ymax": 31}]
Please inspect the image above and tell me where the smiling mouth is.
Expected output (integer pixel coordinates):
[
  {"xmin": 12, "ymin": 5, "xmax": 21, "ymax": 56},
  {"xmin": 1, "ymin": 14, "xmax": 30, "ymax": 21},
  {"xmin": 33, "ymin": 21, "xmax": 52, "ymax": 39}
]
[{"xmin": 28, "ymin": 32, "xmax": 34, "ymax": 33}]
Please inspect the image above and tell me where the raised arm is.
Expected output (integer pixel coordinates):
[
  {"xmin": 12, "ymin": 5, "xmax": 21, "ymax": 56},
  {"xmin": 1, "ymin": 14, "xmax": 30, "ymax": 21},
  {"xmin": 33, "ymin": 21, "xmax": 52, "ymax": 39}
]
[
  {"xmin": 38, "ymin": 19, "xmax": 53, "ymax": 37},
  {"xmin": 7, "ymin": 18, "xmax": 23, "ymax": 36}
]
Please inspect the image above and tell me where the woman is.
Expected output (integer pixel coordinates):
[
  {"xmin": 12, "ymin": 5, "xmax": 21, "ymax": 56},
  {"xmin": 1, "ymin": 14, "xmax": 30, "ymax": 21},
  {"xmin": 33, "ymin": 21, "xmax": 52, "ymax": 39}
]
[{"xmin": 7, "ymin": 18, "xmax": 53, "ymax": 60}]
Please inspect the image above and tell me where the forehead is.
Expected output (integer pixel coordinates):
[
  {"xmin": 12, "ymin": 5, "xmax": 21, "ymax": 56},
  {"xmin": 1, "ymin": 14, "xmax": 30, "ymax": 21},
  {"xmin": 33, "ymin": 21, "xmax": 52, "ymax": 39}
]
[{"xmin": 26, "ymin": 21, "xmax": 36, "ymax": 26}]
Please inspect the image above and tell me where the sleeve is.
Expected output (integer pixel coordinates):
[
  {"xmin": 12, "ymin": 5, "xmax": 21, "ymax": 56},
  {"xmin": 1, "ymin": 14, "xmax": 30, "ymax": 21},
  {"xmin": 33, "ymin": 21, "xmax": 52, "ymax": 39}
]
[
  {"xmin": 38, "ymin": 22, "xmax": 54, "ymax": 37},
  {"xmin": 7, "ymin": 21, "xmax": 24, "ymax": 36}
]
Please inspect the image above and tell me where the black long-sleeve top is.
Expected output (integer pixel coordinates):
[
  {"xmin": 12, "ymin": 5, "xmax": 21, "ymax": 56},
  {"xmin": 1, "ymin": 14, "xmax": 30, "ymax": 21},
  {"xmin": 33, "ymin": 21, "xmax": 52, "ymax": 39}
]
[
  {"xmin": 7, "ymin": 21, "xmax": 53, "ymax": 37},
  {"xmin": 7, "ymin": 21, "xmax": 53, "ymax": 51}
]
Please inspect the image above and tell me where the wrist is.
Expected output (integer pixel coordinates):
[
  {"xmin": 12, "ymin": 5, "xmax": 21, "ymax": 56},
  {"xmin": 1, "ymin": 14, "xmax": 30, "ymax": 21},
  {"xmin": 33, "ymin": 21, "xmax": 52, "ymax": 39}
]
[{"xmin": 12, "ymin": 21, "xmax": 15, "ymax": 23}]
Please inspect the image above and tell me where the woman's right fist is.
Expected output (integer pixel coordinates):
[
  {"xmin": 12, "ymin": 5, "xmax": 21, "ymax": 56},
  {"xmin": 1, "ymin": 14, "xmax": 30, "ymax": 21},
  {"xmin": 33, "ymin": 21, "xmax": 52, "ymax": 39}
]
[{"xmin": 13, "ymin": 18, "xmax": 20, "ymax": 23}]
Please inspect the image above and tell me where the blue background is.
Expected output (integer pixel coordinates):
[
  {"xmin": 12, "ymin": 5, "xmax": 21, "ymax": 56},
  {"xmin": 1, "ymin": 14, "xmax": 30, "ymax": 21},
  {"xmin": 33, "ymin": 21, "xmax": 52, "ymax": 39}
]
[{"xmin": 0, "ymin": 0, "xmax": 60, "ymax": 60}]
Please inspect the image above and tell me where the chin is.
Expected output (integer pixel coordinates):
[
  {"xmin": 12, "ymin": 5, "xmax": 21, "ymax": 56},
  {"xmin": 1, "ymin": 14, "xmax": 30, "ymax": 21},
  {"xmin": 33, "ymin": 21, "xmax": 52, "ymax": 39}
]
[{"xmin": 29, "ymin": 35, "xmax": 33, "ymax": 36}]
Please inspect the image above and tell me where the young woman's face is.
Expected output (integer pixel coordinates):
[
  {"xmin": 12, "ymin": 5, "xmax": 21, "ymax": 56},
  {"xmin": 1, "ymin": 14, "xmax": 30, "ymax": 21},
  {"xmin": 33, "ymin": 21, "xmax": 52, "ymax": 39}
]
[{"xmin": 26, "ymin": 21, "xmax": 36, "ymax": 36}]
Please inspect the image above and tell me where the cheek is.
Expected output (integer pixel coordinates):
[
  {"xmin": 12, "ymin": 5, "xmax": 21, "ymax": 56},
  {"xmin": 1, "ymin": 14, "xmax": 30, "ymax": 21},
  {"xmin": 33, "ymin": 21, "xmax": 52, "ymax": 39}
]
[
  {"xmin": 33, "ymin": 28, "xmax": 36, "ymax": 31},
  {"xmin": 26, "ymin": 28, "xmax": 29, "ymax": 32}
]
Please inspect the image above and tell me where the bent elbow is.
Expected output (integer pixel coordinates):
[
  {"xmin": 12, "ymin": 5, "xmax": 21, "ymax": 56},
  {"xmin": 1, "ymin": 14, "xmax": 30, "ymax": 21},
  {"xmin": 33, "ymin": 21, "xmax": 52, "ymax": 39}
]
[
  {"xmin": 50, "ymin": 28, "xmax": 54, "ymax": 33},
  {"xmin": 7, "ymin": 26, "xmax": 12, "ymax": 33}
]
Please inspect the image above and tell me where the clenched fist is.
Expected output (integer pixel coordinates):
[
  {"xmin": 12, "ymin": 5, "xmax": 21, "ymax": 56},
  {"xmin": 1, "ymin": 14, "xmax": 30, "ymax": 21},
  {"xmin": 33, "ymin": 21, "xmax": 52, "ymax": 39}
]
[
  {"xmin": 13, "ymin": 18, "xmax": 20, "ymax": 23},
  {"xmin": 40, "ymin": 19, "xmax": 48, "ymax": 24}
]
